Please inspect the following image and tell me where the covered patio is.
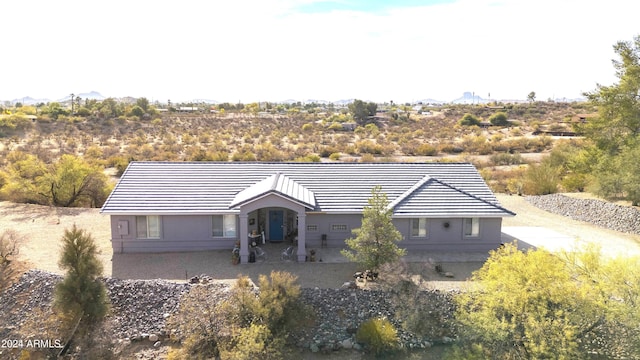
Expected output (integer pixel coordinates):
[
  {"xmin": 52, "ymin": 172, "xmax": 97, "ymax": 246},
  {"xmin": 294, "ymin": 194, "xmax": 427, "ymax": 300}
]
[{"xmin": 229, "ymin": 172, "xmax": 315, "ymax": 263}]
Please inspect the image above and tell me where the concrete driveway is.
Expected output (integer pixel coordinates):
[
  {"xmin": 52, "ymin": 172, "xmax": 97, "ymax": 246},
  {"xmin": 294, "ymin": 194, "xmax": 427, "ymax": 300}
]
[{"xmin": 497, "ymin": 194, "xmax": 640, "ymax": 258}]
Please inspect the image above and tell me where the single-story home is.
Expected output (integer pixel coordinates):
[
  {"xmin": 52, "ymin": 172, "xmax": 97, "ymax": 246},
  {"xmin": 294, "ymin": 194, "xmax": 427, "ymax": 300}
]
[{"xmin": 100, "ymin": 162, "xmax": 515, "ymax": 262}]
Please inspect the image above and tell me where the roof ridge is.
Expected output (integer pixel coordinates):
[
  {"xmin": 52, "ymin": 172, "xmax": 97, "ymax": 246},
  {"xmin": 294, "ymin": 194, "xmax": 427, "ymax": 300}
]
[
  {"xmin": 271, "ymin": 172, "xmax": 281, "ymax": 190},
  {"xmin": 431, "ymin": 178, "xmax": 516, "ymax": 216},
  {"xmin": 387, "ymin": 174, "xmax": 432, "ymax": 211}
]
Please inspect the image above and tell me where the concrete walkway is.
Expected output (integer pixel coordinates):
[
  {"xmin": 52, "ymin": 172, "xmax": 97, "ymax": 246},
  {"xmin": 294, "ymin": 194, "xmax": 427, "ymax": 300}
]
[{"xmin": 110, "ymin": 241, "xmax": 490, "ymax": 288}]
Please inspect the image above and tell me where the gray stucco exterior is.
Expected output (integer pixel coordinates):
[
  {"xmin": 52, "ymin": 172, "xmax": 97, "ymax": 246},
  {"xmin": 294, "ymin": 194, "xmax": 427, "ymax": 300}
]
[{"xmin": 102, "ymin": 162, "xmax": 515, "ymax": 260}]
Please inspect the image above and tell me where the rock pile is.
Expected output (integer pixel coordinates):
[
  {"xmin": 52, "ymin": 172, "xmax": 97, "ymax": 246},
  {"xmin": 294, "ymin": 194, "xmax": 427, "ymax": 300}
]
[
  {"xmin": 102, "ymin": 277, "xmax": 190, "ymax": 341},
  {"xmin": 295, "ymin": 288, "xmax": 457, "ymax": 352},
  {"xmin": 526, "ymin": 194, "xmax": 640, "ymax": 235},
  {"xmin": 1, "ymin": 270, "xmax": 459, "ymax": 356},
  {"xmin": 0, "ymin": 270, "xmax": 60, "ymax": 340}
]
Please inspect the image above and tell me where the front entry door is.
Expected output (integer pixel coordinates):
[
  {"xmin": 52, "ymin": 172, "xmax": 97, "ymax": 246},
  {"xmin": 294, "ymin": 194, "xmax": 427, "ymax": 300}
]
[{"xmin": 269, "ymin": 210, "xmax": 284, "ymax": 242}]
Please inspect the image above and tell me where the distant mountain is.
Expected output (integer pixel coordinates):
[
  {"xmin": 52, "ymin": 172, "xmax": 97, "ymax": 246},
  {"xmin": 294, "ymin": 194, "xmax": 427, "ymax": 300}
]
[
  {"xmin": 10, "ymin": 96, "xmax": 49, "ymax": 105},
  {"xmin": 414, "ymin": 98, "xmax": 446, "ymax": 104},
  {"xmin": 302, "ymin": 99, "xmax": 331, "ymax": 104},
  {"xmin": 333, "ymin": 99, "xmax": 355, "ymax": 105},
  {"xmin": 451, "ymin": 92, "xmax": 488, "ymax": 104}
]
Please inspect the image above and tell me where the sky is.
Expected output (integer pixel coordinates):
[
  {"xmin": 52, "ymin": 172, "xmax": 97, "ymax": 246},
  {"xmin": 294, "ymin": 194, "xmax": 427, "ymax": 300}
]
[{"xmin": 2, "ymin": 0, "xmax": 639, "ymax": 103}]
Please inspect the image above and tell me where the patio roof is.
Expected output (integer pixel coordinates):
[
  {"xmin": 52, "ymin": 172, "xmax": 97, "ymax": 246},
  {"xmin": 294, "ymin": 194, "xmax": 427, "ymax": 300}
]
[{"xmin": 229, "ymin": 172, "xmax": 316, "ymax": 209}]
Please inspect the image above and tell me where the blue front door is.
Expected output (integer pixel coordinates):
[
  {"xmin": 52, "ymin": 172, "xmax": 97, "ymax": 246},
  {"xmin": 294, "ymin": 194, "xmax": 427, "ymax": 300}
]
[{"xmin": 269, "ymin": 210, "xmax": 284, "ymax": 241}]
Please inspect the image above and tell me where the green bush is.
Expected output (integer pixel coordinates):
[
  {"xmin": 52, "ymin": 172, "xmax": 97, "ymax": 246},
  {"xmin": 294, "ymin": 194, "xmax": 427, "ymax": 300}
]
[
  {"xmin": 522, "ymin": 162, "xmax": 560, "ymax": 195},
  {"xmin": 219, "ymin": 323, "xmax": 284, "ymax": 360},
  {"xmin": 356, "ymin": 317, "xmax": 399, "ymax": 356},
  {"xmin": 488, "ymin": 111, "xmax": 510, "ymax": 126},
  {"xmin": 458, "ymin": 113, "xmax": 481, "ymax": 126}
]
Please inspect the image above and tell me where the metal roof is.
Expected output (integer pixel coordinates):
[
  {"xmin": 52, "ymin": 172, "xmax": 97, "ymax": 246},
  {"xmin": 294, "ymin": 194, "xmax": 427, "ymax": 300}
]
[
  {"xmin": 100, "ymin": 162, "xmax": 515, "ymax": 217},
  {"xmin": 229, "ymin": 172, "xmax": 316, "ymax": 209}
]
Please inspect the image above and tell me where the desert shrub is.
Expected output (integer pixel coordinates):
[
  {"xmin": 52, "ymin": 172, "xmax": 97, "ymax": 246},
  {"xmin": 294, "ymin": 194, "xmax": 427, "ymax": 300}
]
[
  {"xmin": 360, "ymin": 153, "xmax": 376, "ymax": 162},
  {"xmin": 458, "ymin": 113, "xmax": 481, "ymax": 126},
  {"xmin": 301, "ymin": 123, "xmax": 313, "ymax": 132},
  {"xmin": 438, "ymin": 143, "xmax": 463, "ymax": 154},
  {"xmin": 294, "ymin": 154, "xmax": 321, "ymax": 162},
  {"xmin": 522, "ymin": 161, "xmax": 560, "ymax": 195},
  {"xmin": 168, "ymin": 285, "xmax": 225, "ymax": 359},
  {"xmin": 319, "ymin": 146, "xmax": 340, "ymax": 157},
  {"xmin": 561, "ymin": 173, "xmax": 589, "ymax": 192},
  {"xmin": 54, "ymin": 225, "xmax": 109, "ymax": 325},
  {"xmin": 328, "ymin": 122, "xmax": 344, "ymax": 131},
  {"xmin": 171, "ymin": 272, "xmax": 309, "ymax": 359},
  {"xmin": 488, "ymin": 111, "xmax": 510, "ymax": 126},
  {"xmin": 356, "ymin": 317, "xmax": 399, "ymax": 356},
  {"xmin": 219, "ymin": 324, "xmax": 284, "ymax": 360},
  {"xmin": 253, "ymin": 271, "xmax": 311, "ymax": 336},
  {"xmin": 329, "ymin": 152, "xmax": 341, "ymax": 161},
  {"xmin": 0, "ymin": 230, "xmax": 25, "ymax": 292},
  {"xmin": 461, "ymin": 135, "xmax": 492, "ymax": 154},
  {"xmin": 0, "ymin": 229, "xmax": 23, "ymax": 266},
  {"xmin": 254, "ymin": 142, "xmax": 285, "ymax": 161},
  {"xmin": 415, "ymin": 143, "xmax": 438, "ymax": 156},
  {"xmin": 489, "ymin": 152, "xmax": 523, "ymax": 166},
  {"xmin": 356, "ymin": 140, "xmax": 383, "ymax": 155}
]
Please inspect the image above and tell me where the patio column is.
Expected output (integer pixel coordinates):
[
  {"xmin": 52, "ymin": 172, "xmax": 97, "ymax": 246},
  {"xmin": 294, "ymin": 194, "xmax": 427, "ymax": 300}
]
[
  {"xmin": 239, "ymin": 213, "xmax": 249, "ymax": 263},
  {"xmin": 297, "ymin": 213, "xmax": 306, "ymax": 262}
]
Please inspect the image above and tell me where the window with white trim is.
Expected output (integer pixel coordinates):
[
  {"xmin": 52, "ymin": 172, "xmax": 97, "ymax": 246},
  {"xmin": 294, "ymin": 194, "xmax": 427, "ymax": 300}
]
[
  {"xmin": 331, "ymin": 224, "xmax": 348, "ymax": 232},
  {"xmin": 307, "ymin": 224, "xmax": 318, "ymax": 232},
  {"xmin": 464, "ymin": 218, "xmax": 480, "ymax": 237},
  {"xmin": 212, "ymin": 215, "xmax": 237, "ymax": 237},
  {"xmin": 411, "ymin": 218, "xmax": 429, "ymax": 237},
  {"xmin": 136, "ymin": 215, "xmax": 160, "ymax": 239}
]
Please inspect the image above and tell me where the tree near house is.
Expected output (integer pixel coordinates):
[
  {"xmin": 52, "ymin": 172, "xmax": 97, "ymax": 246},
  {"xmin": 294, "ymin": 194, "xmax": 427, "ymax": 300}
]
[
  {"xmin": 54, "ymin": 225, "xmax": 109, "ymax": 324},
  {"xmin": 582, "ymin": 35, "xmax": 640, "ymax": 205},
  {"xmin": 341, "ymin": 186, "xmax": 406, "ymax": 272}
]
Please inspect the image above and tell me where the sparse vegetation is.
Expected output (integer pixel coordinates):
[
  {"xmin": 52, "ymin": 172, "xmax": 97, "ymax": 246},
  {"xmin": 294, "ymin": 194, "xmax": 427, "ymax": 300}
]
[
  {"xmin": 0, "ymin": 229, "xmax": 25, "ymax": 291},
  {"xmin": 168, "ymin": 271, "xmax": 311, "ymax": 359}
]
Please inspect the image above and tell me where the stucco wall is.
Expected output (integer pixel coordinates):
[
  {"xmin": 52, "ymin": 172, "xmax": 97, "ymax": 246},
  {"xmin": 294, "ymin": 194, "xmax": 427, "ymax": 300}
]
[
  {"xmin": 109, "ymin": 214, "xmax": 504, "ymax": 253},
  {"xmin": 394, "ymin": 217, "xmax": 503, "ymax": 252},
  {"xmin": 109, "ymin": 215, "xmax": 237, "ymax": 253}
]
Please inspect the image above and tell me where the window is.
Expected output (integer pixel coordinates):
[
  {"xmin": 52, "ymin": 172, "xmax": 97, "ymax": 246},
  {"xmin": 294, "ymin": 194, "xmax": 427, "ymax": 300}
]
[
  {"xmin": 464, "ymin": 218, "xmax": 480, "ymax": 237},
  {"xmin": 411, "ymin": 218, "xmax": 429, "ymax": 237},
  {"xmin": 331, "ymin": 224, "xmax": 348, "ymax": 232},
  {"xmin": 136, "ymin": 215, "xmax": 160, "ymax": 239},
  {"xmin": 307, "ymin": 224, "xmax": 318, "ymax": 232},
  {"xmin": 213, "ymin": 215, "xmax": 237, "ymax": 237}
]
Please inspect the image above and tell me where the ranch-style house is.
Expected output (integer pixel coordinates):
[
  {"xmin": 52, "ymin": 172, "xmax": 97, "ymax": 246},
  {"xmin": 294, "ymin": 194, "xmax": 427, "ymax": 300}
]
[{"xmin": 100, "ymin": 162, "xmax": 515, "ymax": 263}]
